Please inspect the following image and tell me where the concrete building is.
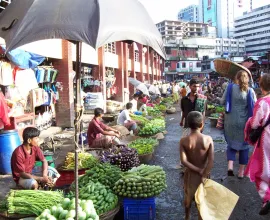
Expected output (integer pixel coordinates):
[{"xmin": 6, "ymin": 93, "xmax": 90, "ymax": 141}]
[
  {"xmin": 199, "ymin": 0, "xmax": 252, "ymax": 38},
  {"xmin": 234, "ymin": 4, "xmax": 270, "ymax": 56},
  {"xmin": 164, "ymin": 36, "xmax": 245, "ymax": 80},
  {"xmin": 178, "ymin": 5, "xmax": 199, "ymax": 22},
  {"xmin": 215, "ymin": 38, "xmax": 246, "ymax": 57},
  {"xmin": 156, "ymin": 20, "xmax": 210, "ymax": 45}
]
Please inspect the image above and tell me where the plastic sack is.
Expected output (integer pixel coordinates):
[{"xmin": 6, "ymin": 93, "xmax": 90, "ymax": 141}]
[{"xmin": 195, "ymin": 179, "xmax": 239, "ymax": 220}]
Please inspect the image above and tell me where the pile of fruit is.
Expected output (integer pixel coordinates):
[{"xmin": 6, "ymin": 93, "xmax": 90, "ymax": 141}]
[
  {"xmin": 71, "ymin": 163, "xmax": 122, "ymax": 190},
  {"xmin": 139, "ymin": 118, "xmax": 166, "ymax": 136},
  {"xmin": 79, "ymin": 181, "xmax": 118, "ymax": 215},
  {"xmin": 61, "ymin": 152, "xmax": 99, "ymax": 170},
  {"xmin": 99, "ymin": 145, "xmax": 140, "ymax": 171},
  {"xmin": 113, "ymin": 165, "xmax": 167, "ymax": 198},
  {"xmin": 130, "ymin": 114, "xmax": 149, "ymax": 126},
  {"xmin": 36, "ymin": 198, "xmax": 99, "ymax": 220},
  {"xmin": 128, "ymin": 138, "xmax": 158, "ymax": 155}
]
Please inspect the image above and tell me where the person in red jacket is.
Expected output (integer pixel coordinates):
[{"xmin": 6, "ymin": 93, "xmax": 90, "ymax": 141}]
[{"xmin": 11, "ymin": 127, "xmax": 51, "ymax": 189}]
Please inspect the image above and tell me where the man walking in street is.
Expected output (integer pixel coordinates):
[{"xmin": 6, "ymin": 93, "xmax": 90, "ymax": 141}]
[
  {"xmin": 176, "ymin": 78, "xmax": 207, "ymax": 169},
  {"xmin": 180, "ymin": 78, "xmax": 206, "ymax": 137}
]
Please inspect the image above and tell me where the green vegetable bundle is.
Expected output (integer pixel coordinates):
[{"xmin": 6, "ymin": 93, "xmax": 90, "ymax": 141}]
[
  {"xmin": 207, "ymin": 104, "xmax": 215, "ymax": 110},
  {"xmin": 128, "ymin": 138, "xmax": 158, "ymax": 155},
  {"xmin": 71, "ymin": 163, "xmax": 122, "ymax": 190},
  {"xmin": 2, "ymin": 190, "xmax": 63, "ymax": 216},
  {"xmin": 215, "ymin": 106, "xmax": 225, "ymax": 113},
  {"xmin": 62, "ymin": 152, "xmax": 99, "ymax": 170},
  {"xmin": 146, "ymin": 107, "xmax": 163, "ymax": 117},
  {"xmin": 161, "ymin": 97, "xmax": 174, "ymax": 104},
  {"xmin": 113, "ymin": 164, "xmax": 167, "ymax": 198},
  {"xmin": 130, "ymin": 114, "xmax": 149, "ymax": 125},
  {"xmin": 79, "ymin": 181, "xmax": 118, "ymax": 215},
  {"xmin": 155, "ymin": 104, "xmax": 167, "ymax": 111},
  {"xmin": 139, "ymin": 118, "xmax": 166, "ymax": 136},
  {"xmin": 36, "ymin": 198, "xmax": 99, "ymax": 220}
]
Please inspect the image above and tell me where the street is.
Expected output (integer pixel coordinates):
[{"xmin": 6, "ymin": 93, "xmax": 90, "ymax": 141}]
[{"xmin": 153, "ymin": 109, "xmax": 269, "ymax": 220}]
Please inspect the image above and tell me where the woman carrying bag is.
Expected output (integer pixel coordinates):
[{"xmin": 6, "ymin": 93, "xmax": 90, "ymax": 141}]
[
  {"xmin": 220, "ymin": 70, "xmax": 256, "ymax": 178},
  {"xmin": 244, "ymin": 74, "xmax": 270, "ymax": 215}
]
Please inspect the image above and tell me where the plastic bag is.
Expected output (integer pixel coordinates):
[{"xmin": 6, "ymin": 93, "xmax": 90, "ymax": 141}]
[{"xmin": 195, "ymin": 179, "xmax": 239, "ymax": 220}]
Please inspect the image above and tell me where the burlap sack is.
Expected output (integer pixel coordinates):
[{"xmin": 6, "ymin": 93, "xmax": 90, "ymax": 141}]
[{"xmin": 111, "ymin": 125, "xmax": 130, "ymax": 136}]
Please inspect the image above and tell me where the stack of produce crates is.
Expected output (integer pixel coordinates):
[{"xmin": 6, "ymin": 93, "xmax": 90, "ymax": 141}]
[{"xmin": 123, "ymin": 197, "xmax": 156, "ymax": 220}]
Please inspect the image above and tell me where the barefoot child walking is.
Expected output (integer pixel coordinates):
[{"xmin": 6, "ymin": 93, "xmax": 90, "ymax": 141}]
[{"xmin": 180, "ymin": 111, "xmax": 214, "ymax": 220}]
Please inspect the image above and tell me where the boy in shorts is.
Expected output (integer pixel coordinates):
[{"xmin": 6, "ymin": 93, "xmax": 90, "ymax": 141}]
[{"xmin": 180, "ymin": 111, "xmax": 214, "ymax": 220}]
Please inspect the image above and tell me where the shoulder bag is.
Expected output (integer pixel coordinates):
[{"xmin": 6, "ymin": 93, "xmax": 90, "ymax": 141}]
[{"xmin": 249, "ymin": 117, "xmax": 270, "ymax": 144}]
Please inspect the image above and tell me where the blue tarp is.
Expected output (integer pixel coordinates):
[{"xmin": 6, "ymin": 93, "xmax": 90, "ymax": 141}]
[{"xmin": 1, "ymin": 45, "xmax": 45, "ymax": 69}]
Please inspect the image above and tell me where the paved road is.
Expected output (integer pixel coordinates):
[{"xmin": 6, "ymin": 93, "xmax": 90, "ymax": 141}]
[{"xmin": 152, "ymin": 110, "xmax": 269, "ymax": 220}]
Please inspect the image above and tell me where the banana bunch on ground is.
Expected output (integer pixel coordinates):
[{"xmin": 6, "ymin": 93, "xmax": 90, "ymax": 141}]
[{"xmin": 62, "ymin": 152, "xmax": 99, "ymax": 170}]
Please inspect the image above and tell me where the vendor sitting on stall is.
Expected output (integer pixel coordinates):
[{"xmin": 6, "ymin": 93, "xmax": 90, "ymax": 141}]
[
  {"xmin": 87, "ymin": 108, "xmax": 121, "ymax": 148},
  {"xmin": 11, "ymin": 127, "xmax": 57, "ymax": 190},
  {"xmin": 117, "ymin": 102, "xmax": 139, "ymax": 135}
]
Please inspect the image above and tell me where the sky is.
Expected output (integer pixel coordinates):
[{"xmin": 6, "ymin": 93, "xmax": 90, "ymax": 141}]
[
  {"xmin": 139, "ymin": 0, "xmax": 199, "ymax": 23},
  {"xmin": 139, "ymin": 0, "xmax": 269, "ymax": 24}
]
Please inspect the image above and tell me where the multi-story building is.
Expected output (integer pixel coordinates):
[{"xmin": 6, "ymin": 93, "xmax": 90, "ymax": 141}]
[
  {"xmin": 156, "ymin": 20, "xmax": 210, "ymax": 45},
  {"xmin": 234, "ymin": 4, "xmax": 270, "ymax": 56},
  {"xmin": 164, "ymin": 37, "xmax": 245, "ymax": 79},
  {"xmin": 215, "ymin": 38, "xmax": 246, "ymax": 57},
  {"xmin": 178, "ymin": 5, "xmax": 199, "ymax": 22},
  {"xmin": 199, "ymin": 0, "xmax": 252, "ymax": 38}
]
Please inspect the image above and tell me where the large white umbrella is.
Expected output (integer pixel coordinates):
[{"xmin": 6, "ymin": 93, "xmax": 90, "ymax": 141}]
[
  {"xmin": 0, "ymin": 0, "xmax": 165, "ymax": 217},
  {"xmin": 0, "ymin": 0, "xmax": 166, "ymax": 58},
  {"xmin": 129, "ymin": 77, "xmax": 149, "ymax": 96}
]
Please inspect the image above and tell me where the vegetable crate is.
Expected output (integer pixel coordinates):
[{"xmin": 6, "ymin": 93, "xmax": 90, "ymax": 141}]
[
  {"xmin": 55, "ymin": 169, "xmax": 86, "ymax": 187},
  {"xmin": 123, "ymin": 197, "xmax": 156, "ymax": 220}
]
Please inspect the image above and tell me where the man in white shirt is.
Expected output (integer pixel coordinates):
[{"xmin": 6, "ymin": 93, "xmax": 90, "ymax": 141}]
[
  {"xmin": 130, "ymin": 94, "xmax": 139, "ymax": 113},
  {"xmin": 117, "ymin": 103, "xmax": 138, "ymax": 135},
  {"xmin": 149, "ymin": 84, "xmax": 161, "ymax": 96},
  {"xmin": 161, "ymin": 83, "xmax": 168, "ymax": 97}
]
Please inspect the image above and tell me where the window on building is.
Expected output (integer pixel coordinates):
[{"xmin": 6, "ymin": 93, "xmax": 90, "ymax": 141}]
[
  {"xmin": 165, "ymin": 61, "xmax": 171, "ymax": 67},
  {"xmin": 208, "ymin": 0, "xmax": 212, "ymax": 9},
  {"xmin": 182, "ymin": 62, "xmax": 186, "ymax": 68},
  {"xmin": 135, "ymin": 52, "xmax": 139, "ymax": 62},
  {"xmin": 104, "ymin": 42, "xmax": 116, "ymax": 54}
]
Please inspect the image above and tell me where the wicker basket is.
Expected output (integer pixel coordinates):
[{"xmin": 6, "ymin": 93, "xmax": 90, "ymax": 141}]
[
  {"xmin": 166, "ymin": 107, "xmax": 176, "ymax": 114},
  {"xmin": 138, "ymin": 152, "xmax": 153, "ymax": 164},
  {"xmin": 213, "ymin": 59, "xmax": 252, "ymax": 80},
  {"xmin": 100, "ymin": 205, "xmax": 120, "ymax": 220}
]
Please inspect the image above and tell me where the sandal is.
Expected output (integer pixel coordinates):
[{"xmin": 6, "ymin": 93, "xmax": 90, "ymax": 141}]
[
  {"xmin": 227, "ymin": 170, "xmax": 235, "ymax": 176},
  {"xmin": 259, "ymin": 201, "xmax": 270, "ymax": 215}
]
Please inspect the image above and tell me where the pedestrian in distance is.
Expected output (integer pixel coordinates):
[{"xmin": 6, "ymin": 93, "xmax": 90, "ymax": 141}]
[
  {"xmin": 180, "ymin": 111, "xmax": 214, "ymax": 220},
  {"xmin": 176, "ymin": 79, "xmax": 207, "ymax": 170},
  {"xmin": 180, "ymin": 78, "xmax": 207, "ymax": 138},
  {"xmin": 244, "ymin": 73, "xmax": 270, "ymax": 215}
]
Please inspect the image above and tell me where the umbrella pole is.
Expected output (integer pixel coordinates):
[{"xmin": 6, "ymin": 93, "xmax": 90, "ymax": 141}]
[{"xmin": 74, "ymin": 41, "xmax": 82, "ymax": 220}]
